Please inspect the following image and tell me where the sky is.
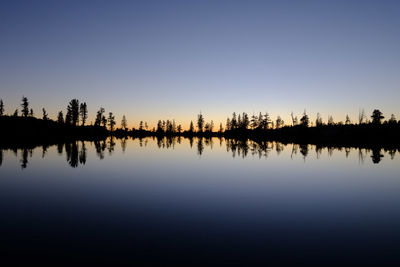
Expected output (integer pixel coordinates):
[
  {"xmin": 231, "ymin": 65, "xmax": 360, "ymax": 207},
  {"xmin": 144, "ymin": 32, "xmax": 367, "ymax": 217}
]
[{"xmin": 1, "ymin": 0, "xmax": 399, "ymax": 129}]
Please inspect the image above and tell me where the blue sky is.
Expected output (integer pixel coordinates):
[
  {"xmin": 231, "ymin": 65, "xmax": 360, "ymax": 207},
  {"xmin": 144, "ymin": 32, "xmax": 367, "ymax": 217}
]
[{"xmin": 1, "ymin": 0, "xmax": 399, "ymax": 128}]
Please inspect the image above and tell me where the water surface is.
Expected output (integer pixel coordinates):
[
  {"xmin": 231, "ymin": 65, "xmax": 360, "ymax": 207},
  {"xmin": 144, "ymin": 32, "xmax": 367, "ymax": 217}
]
[{"xmin": 1, "ymin": 137, "xmax": 399, "ymax": 265}]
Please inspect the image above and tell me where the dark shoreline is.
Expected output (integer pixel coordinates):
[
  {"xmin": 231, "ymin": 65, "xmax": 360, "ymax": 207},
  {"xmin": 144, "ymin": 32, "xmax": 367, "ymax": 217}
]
[{"xmin": 1, "ymin": 115, "xmax": 400, "ymax": 150}]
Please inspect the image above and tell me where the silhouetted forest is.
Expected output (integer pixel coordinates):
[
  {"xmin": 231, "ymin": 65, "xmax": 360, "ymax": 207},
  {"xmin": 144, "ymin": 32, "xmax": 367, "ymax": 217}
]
[{"xmin": 1, "ymin": 97, "xmax": 399, "ymax": 148}]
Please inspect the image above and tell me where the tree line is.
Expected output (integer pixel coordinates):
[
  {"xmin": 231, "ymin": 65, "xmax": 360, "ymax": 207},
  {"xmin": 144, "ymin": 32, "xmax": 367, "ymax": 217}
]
[{"xmin": 0, "ymin": 96, "xmax": 399, "ymax": 136}]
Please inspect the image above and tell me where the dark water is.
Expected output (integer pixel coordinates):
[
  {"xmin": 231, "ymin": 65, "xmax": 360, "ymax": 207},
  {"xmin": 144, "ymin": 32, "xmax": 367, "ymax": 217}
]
[{"xmin": 1, "ymin": 137, "xmax": 399, "ymax": 266}]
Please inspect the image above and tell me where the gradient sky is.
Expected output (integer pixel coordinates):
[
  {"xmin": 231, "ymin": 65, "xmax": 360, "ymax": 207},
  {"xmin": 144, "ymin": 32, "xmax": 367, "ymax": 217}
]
[{"xmin": 1, "ymin": 0, "xmax": 399, "ymax": 128}]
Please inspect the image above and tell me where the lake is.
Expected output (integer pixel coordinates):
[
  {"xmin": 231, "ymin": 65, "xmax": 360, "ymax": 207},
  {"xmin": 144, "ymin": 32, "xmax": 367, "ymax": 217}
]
[{"xmin": 1, "ymin": 137, "xmax": 399, "ymax": 265}]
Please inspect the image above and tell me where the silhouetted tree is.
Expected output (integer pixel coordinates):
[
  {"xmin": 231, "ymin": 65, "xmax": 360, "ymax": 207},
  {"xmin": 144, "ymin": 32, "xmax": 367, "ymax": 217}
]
[
  {"xmin": 95, "ymin": 107, "xmax": 105, "ymax": 127},
  {"xmin": 13, "ymin": 109, "xmax": 18, "ymax": 117},
  {"xmin": 197, "ymin": 112, "xmax": 204, "ymax": 133},
  {"xmin": 345, "ymin": 115, "xmax": 351, "ymax": 125},
  {"xmin": 29, "ymin": 108, "xmax": 34, "ymax": 117},
  {"xmin": 226, "ymin": 118, "xmax": 231, "ymax": 131},
  {"xmin": 231, "ymin": 112, "xmax": 237, "ymax": 130},
  {"xmin": 121, "ymin": 115, "xmax": 128, "ymax": 130},
  {"xmin": 328, "ymin": 115, "xmax": 334, "ymax": 126},
  {"xmin": 250, "ymin": 114, "xmax": 258, "ymax": 129},
  {"xmin": 42, "ymin": 108, "xmax": 48, "ymax": 120},
  {"xmin": 67, "ymin": 99, "xmax": 80, "ymax": 126},
  {"xmin": 204, "ymin": 122, "xmax": 211, "ymax": 133},
  {"xmin": 65, "ymin": 109, "xmax": 72, "ymax": 125},
  {"xmin": 108, "ymin": 112, "xmax": 116, "ymax": 131},
  {"xmin": 389, "ymin": 114, "xmax": 397, "ymax": 125},
  {"xmin": 101, "ymin": 115, "xmax": 107, "ymax": 128},
  {"xmin": 177, "ymin": 124, "xmax": 182, "ymax": 133},
  {"xmin": 291, "ymin": 112, "xmax": 298, "ymax": 126},
  {"xmin": 300, "ymin": 110, "xmax": 309, "ymax": 127},
  {"xmin": 189, "ymin": 121, "xmax": 194, "ymax": 133},
  {"xmin": 21, "ymin": 96, "xmax": 29, "ymax": 117},
  {"xmin": 156, "ymin": 120, "xmax": 163, "ymax": 133},
  {"xmin": 57, "ymin": 111, "xmax": 64, "ymax": 124},
  {"xmin": 219, "ymin": 122, "xmax": 223, "ymax": 133},
  {"xmin": 316, "ymin": 113, "xmax": 323, "ymax": 127},
  {"xmin": 79, "ymin": 102, "xmax": 88, "ymax": 126},
  {"xmin": 139, "ymin": 121, "xmax": 144, "ymax": 131},
  {"xmin": 172, "ymin": 120, "xmax": 177, "ymax": 133},
  {"xmin": 276, "ymin": 116, "xmax": 284, "ymax": 129},
  {"xmin": 0, "ymin": 99, "xmax": 4, "ymax": 116},
  {"xmin": 371, "ymin": 109, "xmax": 384, "ymax": 125},
  {"xmin": 264, "ymin": 112, "xmax": 271, "ymax": 129},
  {"xmin": 240, "ymin": 113, "xmax": 249, "ymax": 130},
  {"xmin": 359, "ymin": 109, "xmax": 365, "ymax": 124}
]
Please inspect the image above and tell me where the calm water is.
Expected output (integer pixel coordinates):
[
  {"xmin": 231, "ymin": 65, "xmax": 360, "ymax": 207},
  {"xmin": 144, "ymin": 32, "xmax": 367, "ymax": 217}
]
[{"xmin": 1, "ymin": 137, "xmax": 400, "ymax": 265}]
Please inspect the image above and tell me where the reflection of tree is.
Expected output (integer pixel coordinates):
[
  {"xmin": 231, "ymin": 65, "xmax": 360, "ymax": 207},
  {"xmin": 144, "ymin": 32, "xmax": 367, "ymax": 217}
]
[
  {"xmin": 371, "ymin": 148, "xmax": 383, "ymax": 164},
  {"xmin": 328, "ymin": 147, "xmax": 334, "ymax": 157},
  {"xmin": 299, "ymin": 144, "xmax": 308, "ymax": 159},
  {"xmin": 345, "ymin": 147, "xmax": 350, "ymax": 158},
  {"xmin": 197, "ymin": 138, "xmax": 204, "ymax": 156},
  {"xmin": 94, "ymin": 139, "xmax": 106, "ymax": 159},
  {"xmin": 21, "ymin": 148, "xmax": 28, "ymax": 169},
  {"xmin": 358, "ymin": 148, "xmax": 366, "ymax": 165},
  {"xmin": 42, "ymin": 145, "xmax": 48, "ymax": 158},
  {"xmin": 139, "ymin": 137, "xmax": 143, "ymax": 147},
  {"xmin": 315, "ymin": 146, "xmax": 322, "ymax": 159},
  {"xmin": 189, "ymin": 137, "xmax": 193, "ymax": 148},
  {"xmin": 108, "ymin": 137, "xmax": 115, "ymax": 155},
  {"xmin": 120, "ymin": 138, "xmax": 127, "ymax": 153},
  {"xmin": 2, "ymin": 138, "xmax": 398, "ymax": 169},
  {"xmin": 388, "ymin": 149, "xmax": 396, "ymax": 160},
  {"xmin": 66, "ymin": 142, "xmax": 79, "ymax": 167},
  {"xmin": 156, "ymin": 136, "xmax": 163, "ymax": 148},
  {"xmin": 276, "ymin": 142, "xmax": 284, "ymax": 155},
  {"xmin": 57, "ymin": 143, "xmax": 63, "ymax": 154},
  {"xmin": 79, "ymin": 141, "xmax": 87, "ymax": 165},
  {"xmin": 204, "ymin": 138, "xmax": 213, "ymax": 150},
  {"xmin": 291, "ymin": 144, "xmax": 298, "ymax": 159}
]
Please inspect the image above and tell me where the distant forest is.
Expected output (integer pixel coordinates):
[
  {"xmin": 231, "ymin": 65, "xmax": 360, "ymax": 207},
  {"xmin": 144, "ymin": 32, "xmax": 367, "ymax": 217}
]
[{"xmin": 0, "ymin": 96, "xmax": 399, "ymax": 147}]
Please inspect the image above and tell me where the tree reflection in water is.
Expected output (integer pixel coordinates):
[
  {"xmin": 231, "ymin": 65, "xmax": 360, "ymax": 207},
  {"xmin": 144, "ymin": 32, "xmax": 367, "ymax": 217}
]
[{"xmin": 0, "ymin": 137, "xmax": 398, "ymax": 169}]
